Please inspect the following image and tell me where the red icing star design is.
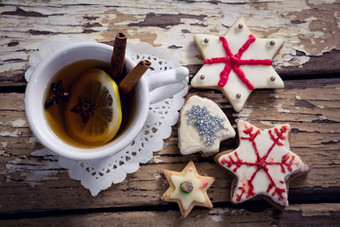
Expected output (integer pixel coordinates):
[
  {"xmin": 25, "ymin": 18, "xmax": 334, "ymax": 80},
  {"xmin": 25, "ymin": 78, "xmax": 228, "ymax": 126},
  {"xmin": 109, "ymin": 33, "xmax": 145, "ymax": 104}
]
[
  {"xmin": 215, "ymin": 120, "xmax": 309, "ymax": 207},
  {"xmin": 191, "ymin": 17, "xmax": 284, "ymax": 112},
  {"xmin": 204, "ymin": 35, "xmax": 272, "ymax": 90}
]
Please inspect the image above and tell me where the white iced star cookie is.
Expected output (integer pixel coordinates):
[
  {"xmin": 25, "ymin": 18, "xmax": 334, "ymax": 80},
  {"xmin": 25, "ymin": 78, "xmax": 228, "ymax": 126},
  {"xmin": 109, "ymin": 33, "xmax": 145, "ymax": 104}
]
[
  {"xmin": 178, "ymin": 95, "xmax": 235, "ymax": 157},
  {"xmin": 161, "ymin": 161, "xmax": 215, "ymax": 217},
  {"xmin": 215, "ymin": 120, "xmax": 309, "ymax": 209},
  {"xmin": 191, "ymin": 17, "xmax": 284, "ymax": 112}
]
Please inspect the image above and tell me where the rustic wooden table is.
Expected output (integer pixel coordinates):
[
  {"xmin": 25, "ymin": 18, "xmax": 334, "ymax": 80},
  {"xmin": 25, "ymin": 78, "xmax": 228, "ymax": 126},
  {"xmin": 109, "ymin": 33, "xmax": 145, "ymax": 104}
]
[{"xmin": 1, "ymin": 1, "xmax": 339, "ymax": 226}]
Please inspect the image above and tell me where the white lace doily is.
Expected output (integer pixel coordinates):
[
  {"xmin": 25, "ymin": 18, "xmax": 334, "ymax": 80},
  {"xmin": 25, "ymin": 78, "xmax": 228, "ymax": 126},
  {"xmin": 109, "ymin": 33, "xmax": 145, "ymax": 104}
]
[{"xmin": 25, "ymin": 35, "xmax": 188, "ymax": 196}]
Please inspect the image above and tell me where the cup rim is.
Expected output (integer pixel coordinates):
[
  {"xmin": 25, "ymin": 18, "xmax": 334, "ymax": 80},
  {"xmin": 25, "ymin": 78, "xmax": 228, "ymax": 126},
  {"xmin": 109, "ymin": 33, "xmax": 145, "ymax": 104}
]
[{"xmin": 25, "ymin": 42, "xmax": 150, "ymax": 161}]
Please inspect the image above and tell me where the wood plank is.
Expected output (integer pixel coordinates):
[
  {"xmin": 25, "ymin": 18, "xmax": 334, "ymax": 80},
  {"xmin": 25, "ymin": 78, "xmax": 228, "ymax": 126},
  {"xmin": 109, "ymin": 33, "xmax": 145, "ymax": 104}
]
[
  {"xmin": 1, "ymin": 0, "xmax": 339, "ymax": 86},
  {"xmin": 1, "ymin": 0, "xmax": 339, "ymax": 225},
  {"xmin": 0, "ymin": 78, "xmax": 339, "ymax": 213},
  {"xmin": 1, "ymin": 203, "xmax": 339, "ymax": 226}
]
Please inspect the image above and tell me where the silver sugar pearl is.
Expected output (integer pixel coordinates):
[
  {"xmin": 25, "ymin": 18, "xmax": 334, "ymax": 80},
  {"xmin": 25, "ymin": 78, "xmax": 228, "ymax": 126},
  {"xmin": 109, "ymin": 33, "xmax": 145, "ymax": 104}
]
[
  {"xmin": 204, "ymin": 38, "xmax": 209, "ymax": 43},
  {"xmin": 270, "ymin": 76, "xmax": 276, "ymax": 81},
  {"xmin": 238, "ymin": 24, "xmax": 243, "ymax": 29},
  {"xmin": 236, "ymin": 93, "xmax": 241, "ymax": 99},
  {"xmin": 270, "ymin": 40, "xmax": 275, "ymax": 46},
  {"xmin": 200, "ymin": 74, "xmax": 205, "ymax": 80}
]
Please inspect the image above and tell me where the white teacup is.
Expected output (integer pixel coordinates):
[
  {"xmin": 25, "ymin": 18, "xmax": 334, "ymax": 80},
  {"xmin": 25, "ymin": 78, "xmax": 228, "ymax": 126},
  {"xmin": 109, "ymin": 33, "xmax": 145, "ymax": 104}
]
[{"xmin": 25, "ymin": 42, "xmax": 188, "ymax": 160}]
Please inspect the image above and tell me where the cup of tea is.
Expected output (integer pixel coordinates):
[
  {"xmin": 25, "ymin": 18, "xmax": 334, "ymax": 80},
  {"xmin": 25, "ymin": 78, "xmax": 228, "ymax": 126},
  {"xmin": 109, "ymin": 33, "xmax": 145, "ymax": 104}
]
[{"xmin": 25, "ymin": 42, "xmax": 188, "ymax": 160}]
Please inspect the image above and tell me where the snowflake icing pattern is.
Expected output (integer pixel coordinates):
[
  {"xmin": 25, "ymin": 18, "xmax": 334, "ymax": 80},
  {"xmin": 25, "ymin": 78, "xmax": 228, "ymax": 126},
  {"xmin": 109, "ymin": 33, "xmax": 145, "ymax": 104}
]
[{"xmin": 218, "ymin": 121, "xmax": 309, "ymax": 207}]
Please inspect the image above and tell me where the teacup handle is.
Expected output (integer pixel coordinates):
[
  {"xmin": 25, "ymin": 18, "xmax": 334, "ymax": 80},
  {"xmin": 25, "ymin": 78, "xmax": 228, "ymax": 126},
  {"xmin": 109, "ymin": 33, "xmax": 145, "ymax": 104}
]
[{"xmin": 145, "ymin": 67, "xmax": 189, "ymax": 104}]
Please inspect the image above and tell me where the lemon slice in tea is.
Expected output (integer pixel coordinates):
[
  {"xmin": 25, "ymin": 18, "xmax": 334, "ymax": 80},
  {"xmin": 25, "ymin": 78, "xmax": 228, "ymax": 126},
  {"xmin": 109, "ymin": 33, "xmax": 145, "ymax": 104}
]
[{"xmin": 65, "ymin": 68, "xmax": 122, "ymax": 146}]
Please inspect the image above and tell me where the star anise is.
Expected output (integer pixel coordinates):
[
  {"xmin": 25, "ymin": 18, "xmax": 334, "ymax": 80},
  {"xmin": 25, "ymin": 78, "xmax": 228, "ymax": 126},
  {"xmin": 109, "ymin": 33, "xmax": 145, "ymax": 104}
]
[
  {"xmin": 45, "ymin": 80, "xmax": 70, "ymax": 108},
  {"xmin": 71, "ymin": 97, "xmax": 96, "ymax": 123}
]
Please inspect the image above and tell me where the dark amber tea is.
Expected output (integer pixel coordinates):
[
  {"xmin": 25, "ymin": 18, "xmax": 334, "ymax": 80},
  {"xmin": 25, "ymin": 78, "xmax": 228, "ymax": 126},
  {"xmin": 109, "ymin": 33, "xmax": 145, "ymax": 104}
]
[{"xmin": 44, "ymin": 59, "xmax": 136, "ymax": 148}]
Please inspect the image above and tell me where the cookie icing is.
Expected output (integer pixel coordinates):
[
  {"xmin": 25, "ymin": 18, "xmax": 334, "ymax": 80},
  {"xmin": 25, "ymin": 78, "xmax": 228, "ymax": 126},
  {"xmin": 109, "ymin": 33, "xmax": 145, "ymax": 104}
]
[
  {"xmin": 178, "ymin": 95, "xmax": 235, "ymax": 156},
  {"xmin": 170, "ymin": 167, "xmax": 208, "ymax": 210},
  {"xmin": 161, "ymin": 161, "xmax": 215, "ymax": 217},
  {"xmin": 217, "ymin": 120, "xmax": 309, "ymax": 207},
  {"xmin": 204, "ymin": 35, "xmax": 272, "ymax": 89},
  {"xmin": 191, "ymin": 17, "xmax": 284, "ymax": 112}
]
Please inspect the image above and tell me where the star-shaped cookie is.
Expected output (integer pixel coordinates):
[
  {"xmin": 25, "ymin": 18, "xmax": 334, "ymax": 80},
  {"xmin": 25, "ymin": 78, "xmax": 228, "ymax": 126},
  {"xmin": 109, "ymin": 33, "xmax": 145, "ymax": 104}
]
[
  {"xmin": 161, "ymin": 161, "xmax": 215, "ymax": 217},
  {"xmin": 191, "ymin": 17, "xmax": 284, "ymax": 112},
  {"xmin": 215, "ymin": 120, "xmax": 309, "ymax": 208},
  {"xmin": 178, "ymin": 95, "xmax": 235, "ymax": 157}
]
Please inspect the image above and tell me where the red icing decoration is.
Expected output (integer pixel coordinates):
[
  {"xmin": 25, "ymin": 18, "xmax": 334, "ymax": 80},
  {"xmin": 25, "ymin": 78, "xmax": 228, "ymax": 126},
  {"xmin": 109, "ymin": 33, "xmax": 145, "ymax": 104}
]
[
  {"xmin": 199, "ymin": 179, "xmax": 209, "ymax": 189},
  {"xmin": 220, "ymin": 124, "xmax": 296, "ymax": 203},
  {"xmin": 204, "ymin": 35, "xmax": 272, "ymax": 90}
]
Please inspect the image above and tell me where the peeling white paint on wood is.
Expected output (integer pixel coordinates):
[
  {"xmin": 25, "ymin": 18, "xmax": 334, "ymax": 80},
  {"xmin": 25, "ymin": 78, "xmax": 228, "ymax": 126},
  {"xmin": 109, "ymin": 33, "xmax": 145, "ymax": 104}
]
[
  {"xmin": 0, "ymin": 0, "xmax": 339, "ymax": 85},
  {"xmin": 152, "ymin": 173, "xmax": 162, "ymax": 180},
  {"xmin": 0, "ymin": 150, "xmax": 9, "ymax": 156},
  {"xmin": 318, "ymin": 115, "xmax": 328, "ymax": 120},
  {"xmin": 28, "ymin": 136, "xmax": 39, "ymax": 144},
  {"xmin": 11, "ymin": 118, "xmax": 26, "ymax": 127},
  {"xmin": 309, "ymin": 0, "xmax": 337, "ymax": 6},
  {"xmin": 274, "ymin": 104, "xmax": 291, "ymax": 113},
  {"xmin": 0, "ymin": 142, "xmax": 9, "ymax": 156},
  {"xmin": 152, "ymin": 155, "xmax": 163, "ymax": 163},
  {"xmin": 0, "ymin": 129, "xmax": 22, "ymax": 137},
  {"xmin": 5, "ymin": 148, "xmax": 61, "ymax": 186},
  {"xmin": 259, "ymin": 121, "xmax": 275, "ymax": 127},
  {"xmin": 291, "ymin": 203, "xmax": 340, "ymax": 217},
  {"xmin": 232, "ymin": 107, "xmax": 253, "ymax": 120},
  {"xmin": 270, "ymin": 93, "xmax": 280, "ymax": 99},
  {"xmin": 210, "ymin": 214, "xmax": 223, "ymax": 222}
]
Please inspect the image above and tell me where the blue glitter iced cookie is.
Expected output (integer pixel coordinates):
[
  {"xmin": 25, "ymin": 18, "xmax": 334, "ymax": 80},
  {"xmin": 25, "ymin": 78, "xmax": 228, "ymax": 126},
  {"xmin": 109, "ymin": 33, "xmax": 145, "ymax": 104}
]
[{"xmin": 178, "ymin": 95, "xmax": 235, "ymax": 157}]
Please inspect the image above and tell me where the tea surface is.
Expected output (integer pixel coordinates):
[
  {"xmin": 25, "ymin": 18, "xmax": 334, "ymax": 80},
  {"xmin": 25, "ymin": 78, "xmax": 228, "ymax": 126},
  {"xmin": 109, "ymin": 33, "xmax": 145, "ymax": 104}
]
[{"xmin": 45, "ymin": 60, "xmax": 135, "ymax": 148}]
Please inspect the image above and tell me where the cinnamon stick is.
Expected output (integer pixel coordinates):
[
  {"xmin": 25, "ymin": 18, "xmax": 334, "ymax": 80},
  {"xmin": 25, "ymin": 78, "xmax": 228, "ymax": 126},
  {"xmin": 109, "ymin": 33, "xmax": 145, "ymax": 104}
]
[
  {"xmin": 119, "ymin": 60, "xmax": 151, "ymax": 95},
  {"xmin": 110, "ymin": 32, "xmax": 127, "ymax": 83}
]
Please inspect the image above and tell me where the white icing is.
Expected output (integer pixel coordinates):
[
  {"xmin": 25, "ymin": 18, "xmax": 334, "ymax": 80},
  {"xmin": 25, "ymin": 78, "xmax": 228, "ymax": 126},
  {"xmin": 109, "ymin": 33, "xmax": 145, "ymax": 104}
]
[
  {"xmin": 170, "ymin": 168, "xmax": 206, "ymax": 210},
  {"xmin": 191, "ymin": 17, "xmax": 284, "ymax": 112},
  {"xmin": 218, "ymin": 120, "xmax": 309, "ymax": 207},
  {"xmin": 178, "ymin": 96, "xmax": 235, "ymax": 155}
]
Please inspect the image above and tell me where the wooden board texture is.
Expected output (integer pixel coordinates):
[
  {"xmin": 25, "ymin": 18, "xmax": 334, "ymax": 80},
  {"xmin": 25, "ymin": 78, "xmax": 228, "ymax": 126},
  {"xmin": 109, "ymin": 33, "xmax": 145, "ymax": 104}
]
[
  {"xmin": 1, "ymin": 0, "xmax": 339, "ymax": 86},
  {"xmin": 0, "ymin": 0, "xmax": 339, "ymax": 226}
]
